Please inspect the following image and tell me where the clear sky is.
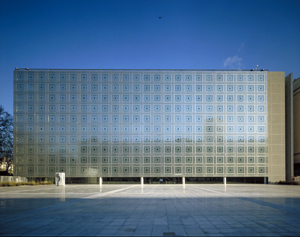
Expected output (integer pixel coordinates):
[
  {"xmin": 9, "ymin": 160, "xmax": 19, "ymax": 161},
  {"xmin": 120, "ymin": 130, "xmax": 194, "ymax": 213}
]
[{"xmin": 0, "ymin": 0, "xmax": 299, "ymax": 115}]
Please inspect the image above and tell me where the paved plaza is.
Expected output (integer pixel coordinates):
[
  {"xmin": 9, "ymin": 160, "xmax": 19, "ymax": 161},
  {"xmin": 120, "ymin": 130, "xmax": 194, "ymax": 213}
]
[{"xmin": 0, "ymin": 184, "xmax": 300, "ymax": 236}]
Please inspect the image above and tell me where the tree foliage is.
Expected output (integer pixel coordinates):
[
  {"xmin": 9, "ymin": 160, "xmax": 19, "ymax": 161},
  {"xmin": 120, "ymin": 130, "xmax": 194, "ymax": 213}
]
[{"xmin": 0, "ymin": 105, "xmax": 13, "ymax": 159}]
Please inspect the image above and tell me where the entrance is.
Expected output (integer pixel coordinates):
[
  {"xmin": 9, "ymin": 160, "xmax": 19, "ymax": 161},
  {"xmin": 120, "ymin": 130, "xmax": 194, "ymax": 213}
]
[{"xmin": 143, "ymin": 177, "xmax": 182, "ymax": 184}]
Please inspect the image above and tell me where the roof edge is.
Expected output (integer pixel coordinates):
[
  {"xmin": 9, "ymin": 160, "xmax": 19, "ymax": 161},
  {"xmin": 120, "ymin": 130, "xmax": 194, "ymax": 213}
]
[{"xmin": 14, "ymin": 68, "xmax": 269, "ymax": 72}]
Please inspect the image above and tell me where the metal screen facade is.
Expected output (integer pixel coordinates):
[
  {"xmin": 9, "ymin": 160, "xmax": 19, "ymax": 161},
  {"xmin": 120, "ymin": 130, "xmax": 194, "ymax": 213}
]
[{"xmin": 14, "ymin": 69, "xmax": 268, "ymax": 178}]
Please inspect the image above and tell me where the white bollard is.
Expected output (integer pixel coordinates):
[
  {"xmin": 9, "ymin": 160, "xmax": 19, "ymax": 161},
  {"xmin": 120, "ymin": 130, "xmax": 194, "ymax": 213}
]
[
  {"xmin": 224, "ymin": 177, "xmax": 227, "ymax": 185},
  {"xmin": 141, "ymin": 177, "xmax": 144, "ymax": 185},
  {"xmin": 55, "ymin": 172, "xmax": 65, "ymax": 186}
]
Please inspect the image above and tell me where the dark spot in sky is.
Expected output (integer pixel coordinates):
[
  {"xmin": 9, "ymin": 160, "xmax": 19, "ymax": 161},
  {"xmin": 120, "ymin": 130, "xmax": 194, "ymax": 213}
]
[{"xmin": 158, "ymin": 17, "xmax": 162, "ymax": 19}]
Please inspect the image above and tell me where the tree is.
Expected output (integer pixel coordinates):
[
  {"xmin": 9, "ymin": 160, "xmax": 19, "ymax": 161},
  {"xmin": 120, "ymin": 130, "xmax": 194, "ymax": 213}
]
[
  {"xmin": 0, "ymin": 106, "xmax": 13, "ymax": 166},
  {"xmin": 0, "ymin": 157, "xmax": 13, "ymax": 174}
]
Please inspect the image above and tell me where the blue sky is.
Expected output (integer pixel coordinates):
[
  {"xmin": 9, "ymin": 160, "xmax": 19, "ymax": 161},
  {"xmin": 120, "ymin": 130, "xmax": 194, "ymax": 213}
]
[{"xmin": 1, "ymin": 0, "xmax": 299, "ymax": 115}]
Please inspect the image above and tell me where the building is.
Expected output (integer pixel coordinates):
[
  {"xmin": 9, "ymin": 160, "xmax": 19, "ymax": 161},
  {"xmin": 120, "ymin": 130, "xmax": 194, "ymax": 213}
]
[
  {"xmin": 13, "ymin": 69, "xmax": 286, "ymax": 183},
  {"xmin": 293, "ymin": 77, "xmax": 300, "ymax": 177}
]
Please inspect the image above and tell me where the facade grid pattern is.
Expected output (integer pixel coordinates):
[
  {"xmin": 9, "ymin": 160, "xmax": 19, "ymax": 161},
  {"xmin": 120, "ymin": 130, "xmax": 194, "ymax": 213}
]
[{"xmin": 13, "ymin": 70, "xmax": 268, "ymax": 178}]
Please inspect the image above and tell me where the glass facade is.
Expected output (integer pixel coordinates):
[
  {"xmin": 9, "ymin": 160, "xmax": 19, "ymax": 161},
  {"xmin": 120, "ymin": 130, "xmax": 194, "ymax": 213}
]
[{"xmin": 14, "ymin": 69, "xmax": 268, "ymax": 177}]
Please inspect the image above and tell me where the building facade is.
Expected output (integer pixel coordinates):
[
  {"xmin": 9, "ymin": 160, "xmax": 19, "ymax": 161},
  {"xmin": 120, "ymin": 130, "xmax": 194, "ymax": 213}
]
[
  {"xmin": 13, "ymin": 69, "xmax": 286, "ymax": 182},
  {"xmin": 293, "ymin": 77, "xmax": 300, "ymax": 177}
]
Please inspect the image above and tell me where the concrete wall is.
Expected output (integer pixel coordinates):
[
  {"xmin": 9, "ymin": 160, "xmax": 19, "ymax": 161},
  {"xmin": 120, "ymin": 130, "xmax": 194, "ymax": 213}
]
[{"xmin": 267, "ymin": 72, "xmax": 286, "ymax": 182}]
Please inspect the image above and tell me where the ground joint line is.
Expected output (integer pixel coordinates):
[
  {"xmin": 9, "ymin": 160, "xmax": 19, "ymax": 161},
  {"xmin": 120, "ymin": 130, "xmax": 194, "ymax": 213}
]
[
  {"xmin": 198, "ymin": 187, "xmax": 231, "ymax": 196},
  {"xmin": 83, "ymin": 185, "xmax": 140, "ymax": 199}
]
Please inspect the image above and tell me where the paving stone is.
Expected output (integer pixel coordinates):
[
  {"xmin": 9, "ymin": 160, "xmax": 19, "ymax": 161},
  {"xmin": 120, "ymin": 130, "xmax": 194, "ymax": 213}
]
[{"xmin": 0, "ymin": 184, "xmax": 300, "ymax": 236}]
